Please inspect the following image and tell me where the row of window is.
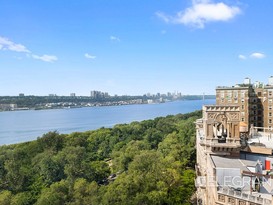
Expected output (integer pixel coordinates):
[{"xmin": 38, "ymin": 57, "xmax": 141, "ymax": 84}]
[
  {"xmin": 219, "ymin": 90, "xmax": 246, "ymax": 98},
  {"xmin": 220, "ymin": 98, "xmax": 245, "ymax": 103},
  {"xmin": 243, "ymin": 118, "xmax": 273, "ymax": 124},
  {"xmin": 218, "ymin": 90, "xmax": 273, "ymax": 99},
  {"xmin": 219, "ymin": 97, "xmax": 273, "ymax": 103}
]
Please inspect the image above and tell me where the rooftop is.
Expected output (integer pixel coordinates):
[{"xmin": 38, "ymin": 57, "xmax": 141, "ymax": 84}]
[
  {"xmin": 211, "ymin": 155, "xmax": 255, "ymax": 171},
  {"xmin": 248, "ymin": 130, "xmax": 273, "ymax": 150}
]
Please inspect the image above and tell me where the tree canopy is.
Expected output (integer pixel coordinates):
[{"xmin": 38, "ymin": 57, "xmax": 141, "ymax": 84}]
[{"xmin": 0, "ymin": 110, "xmax": 201, "ymax": 204}]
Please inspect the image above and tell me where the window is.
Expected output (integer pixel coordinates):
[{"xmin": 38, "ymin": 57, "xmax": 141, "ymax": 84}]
[
  {"xmin": 227, "ymin": 91, "xmax": 232, "ymax": 100},
  {"xmin": 258, "ymin": 92, "xmax": 262, "ymax": 97},
  {"xmin": 270, "ymin": 106, "xmax": 272, "ymax": 110},
  {"xmin": 241, "ymin": 99, "xmax": 245, "ymax": 103},
  {"xmin": 269, "ymin": 91, "xmax": 272, "ymax": 97},
  {"xmin": 269, "ymin": 119, "xmax": 272, "ymax": 124},
  {"xmin": 269, "ymin": 99, "xmax": 273, "ymax": 103},
  {"xmin": 234, "ymin": 91, "xmax": 238, "ymax": 98},
  {"xmin": 242, "ymin": 105, "xmax": 244, "ymax": 109},
  {"xmin": 241, "ymin": 118, "xmax": 245, "ymax": 122},
  {"xmin": 241, "ymin": 91, "xmax": 245, "ymax": 97},
  {"xmin": 270, "ymin": 113, "xmax": 272, "ymax": 117}
]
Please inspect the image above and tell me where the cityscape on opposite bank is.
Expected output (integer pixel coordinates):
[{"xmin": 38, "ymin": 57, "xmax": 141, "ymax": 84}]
[{"xmin": 0, "ymin": 91, "xmax": 215, "ymax": 111}]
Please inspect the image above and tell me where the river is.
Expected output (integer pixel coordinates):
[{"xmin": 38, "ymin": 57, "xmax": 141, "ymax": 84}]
[{"xmin": 0, "ymin": 99, "xmax": 215, "ymax": 145}]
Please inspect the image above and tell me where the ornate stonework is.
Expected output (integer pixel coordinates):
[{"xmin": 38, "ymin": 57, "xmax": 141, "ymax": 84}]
[
  {"xmin": 227, "ymin": 113, "xmax": 239, "ymax": 120},
  {"xmin": 208, "ymin": 113, "xmax": 216, "ymax": 119}
]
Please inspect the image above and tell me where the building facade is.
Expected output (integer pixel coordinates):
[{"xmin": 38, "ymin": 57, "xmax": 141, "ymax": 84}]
[
  {"xmin": 216, "ymin": 77, "xmax": 273, "ymax": 130},
  {"xmin": 196, "ymin": 77, "xmax": 273, "ymax": 205}
]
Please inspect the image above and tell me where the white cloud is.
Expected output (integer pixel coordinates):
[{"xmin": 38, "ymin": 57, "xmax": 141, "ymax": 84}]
[
  {"xmin": 156, "ymin": 12, "xmax": 170, "ymax": 23},
  {"xmin": 156, "ymin": 0, "xmax": 241, "ymax": 28},
  {"xmin": 0, "ymin": 36, "xmax": 58, "ymax": 63},
  {"xmin": 238, "ymin": 54, "xmax": 246, "ymax": 60},
  {"xmin": 84, "ymin": 53, "xmax": 96, "ymax": 59},
  {"xmin": 110, "ymin": 36, "xmax": 120, "ymax": 42},
  {"xmin": 0, "ymin": 36, "xmax": 30, "ymax": 53},
  {"xmin": 32, "ymin": 54, "xmax": 58, "ymax": 62},
  {"xmin": 250, "ymin": 52, "xmax": 265, "ymax": 59}
]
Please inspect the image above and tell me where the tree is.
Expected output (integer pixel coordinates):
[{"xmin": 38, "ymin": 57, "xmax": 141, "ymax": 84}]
[
  {"xmin": 0, "ymin": 190, "xmax": 12, "ymax": 205},
  {"xmin": 69, "ymin": 179, "xmax": 100, "ymax": 205},
  {"xmin": 32, "ymin": 151, "xmax": 65, "ymax": 185},
  {"xmin": 11, "ymin": 192, "xmax": 33, "ymax": 205},
  {"xmin": 36, "ymin": 180, "xmax": 69, "ymax": 205}
]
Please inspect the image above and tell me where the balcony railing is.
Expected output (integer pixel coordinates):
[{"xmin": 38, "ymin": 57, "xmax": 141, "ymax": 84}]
[{"xmin": 218, "ymin": 187, "xmax": 272, "ymax": 205}]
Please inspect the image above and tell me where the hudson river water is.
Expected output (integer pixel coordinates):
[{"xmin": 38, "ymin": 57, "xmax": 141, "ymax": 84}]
[{"xmin": 0, "ymin": 99, "xmax": 215, "ymax": 145}]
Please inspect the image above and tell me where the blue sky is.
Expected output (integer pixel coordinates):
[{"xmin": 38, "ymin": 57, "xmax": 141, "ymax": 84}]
[{"xmin": 1, "ymin": 0, "xmax": 273, "ymax": 96}]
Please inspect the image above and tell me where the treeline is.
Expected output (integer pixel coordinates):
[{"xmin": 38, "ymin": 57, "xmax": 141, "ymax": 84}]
[
  {"xmin": 0, "ymin": 95, "xmax": 215, "ymax": 108},
  {"xmin": 0, "ymin": 96, "xmax": 143, "ymax": 108},
  {"xmin": 0, "ymin": 111, "xmax": 201, "ymax": 205}
]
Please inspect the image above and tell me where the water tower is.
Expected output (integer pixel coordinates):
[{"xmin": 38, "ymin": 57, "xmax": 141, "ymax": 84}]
[
  {"xmin": 244, "ymin": 77, "xmax": 251, "ymax": 85},
  {"xmin": 268, "ymin": 76, "xmax": 273, "ymax": 86}
]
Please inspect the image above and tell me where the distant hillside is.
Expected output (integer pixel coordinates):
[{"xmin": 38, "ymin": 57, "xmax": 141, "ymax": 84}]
[
  {"xmin": 0, "ymin": 110, "xmax": 201, "ymax": 205},
  {"xmin": 0, "ymin": 95, "xmax": 215, "ymax": 110}
]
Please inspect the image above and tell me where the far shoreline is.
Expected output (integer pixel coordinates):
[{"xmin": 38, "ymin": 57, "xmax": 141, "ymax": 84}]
[{"xmin": 0, "ymin": 97, "xmax": 215, "ymax": 113}]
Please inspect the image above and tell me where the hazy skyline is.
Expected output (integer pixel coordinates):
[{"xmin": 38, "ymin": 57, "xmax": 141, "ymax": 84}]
[{"xmin": 1, "ymin": 0, "xmax": 273, "ymax": 96}]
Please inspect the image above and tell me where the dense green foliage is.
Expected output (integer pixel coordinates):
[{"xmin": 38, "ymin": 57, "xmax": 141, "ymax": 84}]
[{"xmin": 0, "ymin": 111, "xmax": 201, "ymax": 204}]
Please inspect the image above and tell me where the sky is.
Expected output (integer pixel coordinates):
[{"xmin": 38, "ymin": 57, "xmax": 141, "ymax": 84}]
[{"xmin": 1, "ymin": 0, "xmax": 273, "ymax": 96}]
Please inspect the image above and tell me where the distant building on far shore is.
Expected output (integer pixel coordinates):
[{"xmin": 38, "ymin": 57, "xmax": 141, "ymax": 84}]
[
  {"xmin": 0, "ymin": 104, "xmax": 17, "ymax": 111},
  {"xmin": 90, "ymin": 90, "xmax": 109, "ymax": 99}
]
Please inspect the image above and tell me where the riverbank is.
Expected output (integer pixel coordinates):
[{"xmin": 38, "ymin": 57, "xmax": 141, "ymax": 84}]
[
  {"xmin": 0, "ymin": 99, "xmax": 215, "ymax": 145},
  {"xmin": 0, "ymin": 95, "xmax": 215, "ymax": 112}
]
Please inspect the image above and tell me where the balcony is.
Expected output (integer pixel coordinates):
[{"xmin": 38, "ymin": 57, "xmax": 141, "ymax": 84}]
[
  {"xmin": 218, "ymin": 187, "xmax": 272, "ymax": 205},
  {"xmin": 199, "ymin": 138, "xmax": 241, "ymax": 148},
  {"xmin": 195, "ymin": 176, "xmax": 206, "ymax": 188}
]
